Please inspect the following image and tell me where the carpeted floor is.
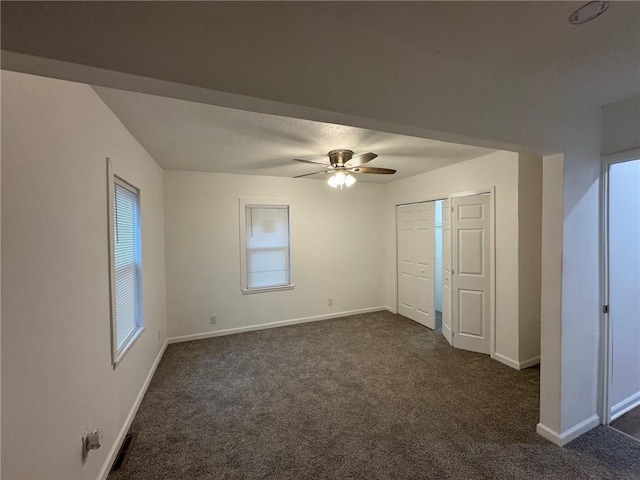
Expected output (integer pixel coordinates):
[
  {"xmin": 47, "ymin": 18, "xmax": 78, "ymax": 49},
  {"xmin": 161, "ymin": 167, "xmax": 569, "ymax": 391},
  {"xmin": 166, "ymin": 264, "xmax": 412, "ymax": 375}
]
[{"xmin": 109, "ymin": 311, "xmax": 640, "ymax": 479}]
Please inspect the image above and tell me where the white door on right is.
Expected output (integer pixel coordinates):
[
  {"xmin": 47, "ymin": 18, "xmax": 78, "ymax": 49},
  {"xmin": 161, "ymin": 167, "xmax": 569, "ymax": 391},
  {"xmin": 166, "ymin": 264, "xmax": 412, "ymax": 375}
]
[{"xmin": 452, "ymin": 194, "xmax": 491, "ymax": 355}]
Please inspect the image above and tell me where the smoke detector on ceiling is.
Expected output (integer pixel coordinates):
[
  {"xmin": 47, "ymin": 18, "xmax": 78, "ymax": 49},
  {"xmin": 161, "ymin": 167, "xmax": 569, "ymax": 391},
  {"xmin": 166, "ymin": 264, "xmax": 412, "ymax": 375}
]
[{"xmin": 569, "ymin": 1, "xmax": 610, "ymax": 25}]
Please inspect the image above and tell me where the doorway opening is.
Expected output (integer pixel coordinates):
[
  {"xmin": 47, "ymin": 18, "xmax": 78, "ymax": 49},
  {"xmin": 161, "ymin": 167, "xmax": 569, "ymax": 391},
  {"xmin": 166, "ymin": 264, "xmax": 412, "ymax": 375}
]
[
  {"xmin": 602, "ymin": 155, "xmax": 640, "ymax": 442},
  {"xmin": 434, "ymin": 200, "xmax": 443, "ymax": 331}
]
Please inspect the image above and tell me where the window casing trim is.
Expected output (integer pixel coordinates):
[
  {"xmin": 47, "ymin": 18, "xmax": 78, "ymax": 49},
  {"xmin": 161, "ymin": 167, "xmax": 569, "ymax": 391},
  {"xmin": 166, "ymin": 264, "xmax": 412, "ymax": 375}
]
[
  {"xmin": 107, "ymin": 159, "xmax": 144, "ymax": 367},
  {"xmin": 239, "ymin": 198, "xmax": 294, "ymax": 294}
]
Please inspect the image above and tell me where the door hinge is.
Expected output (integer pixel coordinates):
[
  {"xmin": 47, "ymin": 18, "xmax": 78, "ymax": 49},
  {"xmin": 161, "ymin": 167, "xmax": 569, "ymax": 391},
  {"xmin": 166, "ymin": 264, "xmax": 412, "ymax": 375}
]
[{"xmin": 602, "ymin": 305, "xmax": 609, "ymax": 314}]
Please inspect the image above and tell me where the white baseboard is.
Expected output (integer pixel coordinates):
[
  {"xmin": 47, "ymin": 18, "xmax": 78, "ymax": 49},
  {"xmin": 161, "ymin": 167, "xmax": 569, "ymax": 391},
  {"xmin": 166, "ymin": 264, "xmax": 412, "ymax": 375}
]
[
  {"xmin": 519, "ymin": 355, "xmax": 541, "ymax": 369},
  {"xmin": 536, "ymin": 415, "xmax": 600, "ymax": 446},
  {"xmin": 492, "ymin": 352, "xmax": 540, "ymax": 370},
  {"xmin": 611, "ymin": 390, "xmax": 640, "ymax": 421},
  {"xmin": 168, "ymin": 307, "xmax": 388, "ymax": 344},
  {"xmin": 492, "ymin": 352, "xmax": 519, "ymax": 370},
  {"xmin": 385, "ymin": 305, "xmax": 397, "ymax": 314},
  {"xmin": 98, "ymin": 339, "xmax": 168, "ymax": 480}
]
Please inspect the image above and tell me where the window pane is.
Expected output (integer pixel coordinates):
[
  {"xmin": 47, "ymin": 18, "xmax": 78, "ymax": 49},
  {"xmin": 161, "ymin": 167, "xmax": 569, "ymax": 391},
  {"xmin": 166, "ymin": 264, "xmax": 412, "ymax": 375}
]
[
  {"xmin": 115, "ymin": 264, "xmax": 137, "ymax": 346},
  {"xmin": 114, "ymin": 182, "xmax": 140, "ymax": 352},
  {"xmin": 246, "ymin": 206, "xmax": 290, "ymax": 289},
  {"xmin": 247, "ymin": 248, "xmax": 289, "ymax": 288}
]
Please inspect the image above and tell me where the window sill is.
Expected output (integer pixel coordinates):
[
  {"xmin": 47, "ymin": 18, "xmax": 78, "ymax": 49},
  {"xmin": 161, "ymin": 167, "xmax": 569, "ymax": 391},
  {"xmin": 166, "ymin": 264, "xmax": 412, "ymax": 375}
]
[
  {"xmin": 113, "ymin": 326, "xmax": 145, "ymax": 368},
  {"xmin": 242, "ymin": 284, "xmax": 295, "ymax": 295}
]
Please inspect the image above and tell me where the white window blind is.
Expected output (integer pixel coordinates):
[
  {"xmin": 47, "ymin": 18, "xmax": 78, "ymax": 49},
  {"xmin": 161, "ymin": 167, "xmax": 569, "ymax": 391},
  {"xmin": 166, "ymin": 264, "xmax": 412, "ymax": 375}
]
[
  {"xmin": 113, "ymin": 181, "xmax": 142, "ymax": 356},
  {"xmin": 245, "ymin": 206, "xmax": 290, "ymax": 289}
]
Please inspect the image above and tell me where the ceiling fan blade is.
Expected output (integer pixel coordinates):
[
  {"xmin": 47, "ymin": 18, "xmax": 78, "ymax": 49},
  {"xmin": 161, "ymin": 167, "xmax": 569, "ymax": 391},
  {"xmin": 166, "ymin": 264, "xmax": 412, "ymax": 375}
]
[
  {"xmin": 346, "ymin": 152, "xmax": 377, "ymax": 168},
  {"xmin": 349, "ymin": 167, "xmax": 396, "ymax": 175},
  {"xmin": 293, "ymin": 158, "xmax": 330, "ymax": 166},
  {"xmin": 293, "ymin": 170, "xmax": 332, "ymax": 178}
]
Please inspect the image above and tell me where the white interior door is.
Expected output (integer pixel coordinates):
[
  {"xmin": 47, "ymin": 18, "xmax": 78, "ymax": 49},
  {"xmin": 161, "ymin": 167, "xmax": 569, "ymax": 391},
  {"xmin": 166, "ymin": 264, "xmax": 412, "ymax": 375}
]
[
  {"xmin": 441, "ymin": 198, "xmax": 453, "ymax": 344},
  {"xmin": 452, "ymin": 194, "xmax": 491, "ymax": 354},
  {"xmin": 397, "ymin": 202, "xmax": 436, "ymax": 329}
]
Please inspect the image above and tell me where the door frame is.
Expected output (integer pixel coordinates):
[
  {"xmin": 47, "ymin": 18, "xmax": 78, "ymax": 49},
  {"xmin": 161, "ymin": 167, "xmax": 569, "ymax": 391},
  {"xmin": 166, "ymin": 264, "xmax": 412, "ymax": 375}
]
[
  {"xmin": 395, "ymin": 187, "xmax": 496, "ymax": 357},
  {"xmin": 599, "ymin": 148, "xmax": 640, "ymax": 425}
]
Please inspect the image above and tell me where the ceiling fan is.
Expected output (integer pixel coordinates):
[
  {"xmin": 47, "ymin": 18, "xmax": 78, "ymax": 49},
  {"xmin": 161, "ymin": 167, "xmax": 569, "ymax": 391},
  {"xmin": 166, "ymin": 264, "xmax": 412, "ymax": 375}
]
[{"xmin": 293, "ymin": 149, "xmax": 396, "ymax": 188}]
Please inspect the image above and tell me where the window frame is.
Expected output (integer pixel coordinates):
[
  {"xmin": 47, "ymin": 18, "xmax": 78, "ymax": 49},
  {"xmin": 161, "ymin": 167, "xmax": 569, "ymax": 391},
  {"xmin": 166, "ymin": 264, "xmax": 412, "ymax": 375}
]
[
  {"xmin": 239, "ymin": 198, "xmax": 294, "ymax": 294},
  {"xmin": 107, "ymin": 160, "xmax": 144, "ymax": 367}
]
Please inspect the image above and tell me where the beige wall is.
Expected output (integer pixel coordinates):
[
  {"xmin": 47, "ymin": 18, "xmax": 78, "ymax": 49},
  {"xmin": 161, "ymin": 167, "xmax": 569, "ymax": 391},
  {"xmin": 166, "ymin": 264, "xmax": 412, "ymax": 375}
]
[
  {"xmin": 518, "ymin": 153, "xmax": 543, "ymax": 364},
  {"xmin": 539, "ymin": 154, "xmax": 565, "ymax": 435},
  {"xmin": 1, "ymin": 71, "xmax": 167, "ymax": 479},
  {"xmin": 163, "ymin": 170, "xmax": 386, "ymax": 339}
]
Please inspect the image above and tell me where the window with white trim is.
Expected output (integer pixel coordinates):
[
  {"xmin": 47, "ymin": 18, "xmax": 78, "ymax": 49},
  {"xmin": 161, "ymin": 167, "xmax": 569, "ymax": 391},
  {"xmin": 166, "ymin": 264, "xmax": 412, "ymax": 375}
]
[
  {"xmin": 240, "ymin": 200, "xmax": 293, "ymax": 293},
  {"xmin": 108, "ymin": 167, "xmax": 144, "ymax": 366}
]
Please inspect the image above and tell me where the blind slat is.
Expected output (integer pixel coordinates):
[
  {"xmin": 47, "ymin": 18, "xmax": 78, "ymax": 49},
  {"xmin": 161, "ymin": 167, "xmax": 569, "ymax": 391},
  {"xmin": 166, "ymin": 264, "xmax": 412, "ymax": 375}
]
[
  {"xmin": 246, "ymin": 206, "xmax": 290, "ymax": 289},
  {"xmin": 113, "ymin": 182, "xmax": 141, "ymax": 353}
]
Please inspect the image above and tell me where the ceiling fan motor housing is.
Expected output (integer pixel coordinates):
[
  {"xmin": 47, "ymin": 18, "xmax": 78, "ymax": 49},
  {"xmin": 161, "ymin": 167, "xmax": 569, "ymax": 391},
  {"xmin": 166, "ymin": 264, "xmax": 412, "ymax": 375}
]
[{"xmin": 328, "ymin": 149, "xmax": 353, "ymax": 166}]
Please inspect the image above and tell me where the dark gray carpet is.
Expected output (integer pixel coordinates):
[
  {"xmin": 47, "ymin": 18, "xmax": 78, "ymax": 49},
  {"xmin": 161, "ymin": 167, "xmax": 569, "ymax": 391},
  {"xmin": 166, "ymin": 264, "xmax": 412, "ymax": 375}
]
[{"xmin": 109, "ymin": 311, "xmax": 640, "ymax": 479}]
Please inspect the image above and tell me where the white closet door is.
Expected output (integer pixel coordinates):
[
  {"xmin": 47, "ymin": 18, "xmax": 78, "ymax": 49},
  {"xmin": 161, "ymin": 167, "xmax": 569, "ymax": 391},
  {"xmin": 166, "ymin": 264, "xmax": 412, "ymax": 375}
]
[
  {"xmin": 452, "ymin": 194, "xmax": 491, "ymax": 354},
  {"xmin": 397, "ymin": 202, "xmax": 436, "ymax": 329},
  {"xmin": 441, "ymin": 198, "xmax": 453, "ymax": 344}
]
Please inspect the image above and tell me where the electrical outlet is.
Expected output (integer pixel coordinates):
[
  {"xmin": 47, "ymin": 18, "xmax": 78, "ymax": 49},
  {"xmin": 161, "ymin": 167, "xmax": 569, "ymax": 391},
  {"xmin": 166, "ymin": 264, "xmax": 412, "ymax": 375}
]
[
  {"xmin": 328, "ymin": 298, "xmax": 333, "ymax": 307},
  {"xmin": 210, "ymin": 315, "xmax": 217, "ymax": 325},
  {"xmin": 157, "ymin": 330, "xmax": 161, "ymax": 342},
  {"xmin": 81, "ymin": 428, "xmax": 103, "ymax": 462}
]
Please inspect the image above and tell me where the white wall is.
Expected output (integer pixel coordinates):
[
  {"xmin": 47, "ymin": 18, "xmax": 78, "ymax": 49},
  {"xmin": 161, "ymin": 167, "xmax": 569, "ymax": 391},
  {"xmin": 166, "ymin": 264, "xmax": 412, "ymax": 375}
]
[
  {"xmin": 385, "ymin": 151, "xmax": 524, "ymax": 365},
  {"xmin": 164, "ymin": 170, "xmax": 386, "ymax": 339},
  {"xmin": 518, "ymin": 153, "xmax": 543, "ymax": 364},
  {"xmin": 602, "ymin": 95, "xmax": 640, "ymax": 156},
  {"xmin": 608, "ymin": 159, "xmax": 640, "ymax": 416},
  {"xmin": 557, "ymin": 113, "xmax": 602, "ymax": 436},
  {"xmin": 539, "ymin": 154, "xmax": 565, "ymax": 435},
  {"xmin": 1, "ymin": 71, "xmax": 167, "ymax": 479}
]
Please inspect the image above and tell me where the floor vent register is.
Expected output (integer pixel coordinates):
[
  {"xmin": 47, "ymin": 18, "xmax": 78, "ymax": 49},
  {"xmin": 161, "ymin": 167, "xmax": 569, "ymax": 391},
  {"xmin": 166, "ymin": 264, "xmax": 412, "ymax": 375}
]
[{"xmin": 109, "ymin": 432, "xmax": 138, "ymax": 473}]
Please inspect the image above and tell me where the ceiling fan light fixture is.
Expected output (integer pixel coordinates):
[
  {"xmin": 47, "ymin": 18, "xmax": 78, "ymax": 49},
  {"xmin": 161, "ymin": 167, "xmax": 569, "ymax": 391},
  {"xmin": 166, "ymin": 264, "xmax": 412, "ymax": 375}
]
[
  {"xmin": 327, "ymin": 171, "xmax": 355, "ymax": 189},
  {"xmin": 345, "ymin": 174, "xmax": 356, "ymax": 187},
  {"xmin": 327, "ymin": 172, "xmax": 341, "ymax": 188},
  {"xmin": 293, "ymin": 149, "xmax": 393, "ymax": 185}
]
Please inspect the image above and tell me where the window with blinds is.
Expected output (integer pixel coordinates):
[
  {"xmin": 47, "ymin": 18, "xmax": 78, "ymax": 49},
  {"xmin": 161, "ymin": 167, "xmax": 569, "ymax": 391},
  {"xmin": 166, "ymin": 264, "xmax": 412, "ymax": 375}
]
[
  {"xmin": 241, "ymin": 202, "xmax": 293, "ymax": 292},
  {"xmin": 110, "ymin": 177, "xmax": 143, "ymax": 365}
]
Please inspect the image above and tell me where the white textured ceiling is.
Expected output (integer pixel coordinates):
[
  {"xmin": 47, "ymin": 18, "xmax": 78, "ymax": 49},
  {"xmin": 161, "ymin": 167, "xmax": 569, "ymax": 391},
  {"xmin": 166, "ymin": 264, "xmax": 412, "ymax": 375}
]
[{"xmin": 94, "ymin": 87, "xmax": 496, "ymax": 183}]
